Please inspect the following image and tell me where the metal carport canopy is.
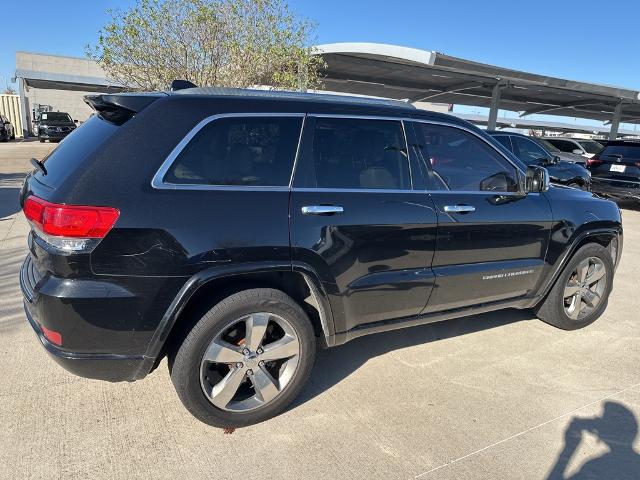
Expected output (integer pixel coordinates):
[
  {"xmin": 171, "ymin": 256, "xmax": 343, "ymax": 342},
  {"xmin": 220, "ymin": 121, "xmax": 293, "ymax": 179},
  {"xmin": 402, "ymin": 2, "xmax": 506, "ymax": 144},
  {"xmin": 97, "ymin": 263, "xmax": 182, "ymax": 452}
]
[{"xmin": 314, "ymin": 43, "xmax": 640, "ymax": 138}]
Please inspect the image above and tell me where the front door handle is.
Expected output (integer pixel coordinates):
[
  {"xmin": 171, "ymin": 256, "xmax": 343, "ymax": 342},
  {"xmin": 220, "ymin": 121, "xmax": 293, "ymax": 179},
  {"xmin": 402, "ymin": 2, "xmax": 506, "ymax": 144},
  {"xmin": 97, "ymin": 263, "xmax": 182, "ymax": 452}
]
[
  {"xmin": 301, "ymin": 205, "xmax": 344, "ymax": 215},
  {"xmin": 443, "ymin": 204, "xmax": 476, "ymax": 214}
]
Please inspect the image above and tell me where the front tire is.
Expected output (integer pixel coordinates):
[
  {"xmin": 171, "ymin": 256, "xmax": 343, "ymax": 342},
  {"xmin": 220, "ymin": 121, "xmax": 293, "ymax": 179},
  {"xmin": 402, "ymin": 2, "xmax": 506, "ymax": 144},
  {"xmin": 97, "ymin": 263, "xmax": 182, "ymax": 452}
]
[
  {"xmin": 170, "ymin": 288, "xmax": 316, "ymax": 428},
  {"xmin": 535, "ymin": 243, "xmax": 613, "ymax": 330}
]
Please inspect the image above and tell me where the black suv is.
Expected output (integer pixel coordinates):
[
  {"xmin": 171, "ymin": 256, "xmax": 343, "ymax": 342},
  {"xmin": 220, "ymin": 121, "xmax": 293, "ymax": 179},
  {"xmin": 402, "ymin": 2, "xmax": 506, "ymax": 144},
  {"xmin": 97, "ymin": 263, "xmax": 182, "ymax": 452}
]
[
  {"xmin": 0, "ymin": 114, "xmax": 16, "ymax": 141},
  {"xmin": 489, "ymin": 131, "xmax": 591, "ymax": 190},
  {"xmin": 20, "ymin": 89, "xmax": 622, "ymax": 427},
  {"xmin": 588, "ymin": 140, "xmax": 640, "ymax": 201},
  {"xmin": 36, "ymin": 111, "xmax": 77, "ymax": 142}
]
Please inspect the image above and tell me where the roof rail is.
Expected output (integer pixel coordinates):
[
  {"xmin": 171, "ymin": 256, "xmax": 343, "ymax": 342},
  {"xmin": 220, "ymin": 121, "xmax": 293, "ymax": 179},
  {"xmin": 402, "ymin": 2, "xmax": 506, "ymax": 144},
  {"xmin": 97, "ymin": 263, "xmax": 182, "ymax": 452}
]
[{"xmin": 171, "ymin": 87, "xmax": 416, "ymax": 109}]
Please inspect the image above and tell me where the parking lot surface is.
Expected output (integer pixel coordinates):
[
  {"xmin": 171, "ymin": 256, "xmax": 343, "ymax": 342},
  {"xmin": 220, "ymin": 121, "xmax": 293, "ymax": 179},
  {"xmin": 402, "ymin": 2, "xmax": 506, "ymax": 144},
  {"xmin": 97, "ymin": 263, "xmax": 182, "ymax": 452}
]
[{"xmin": 1, "ymin": 142, "xmax": 639, "ymax": 479}]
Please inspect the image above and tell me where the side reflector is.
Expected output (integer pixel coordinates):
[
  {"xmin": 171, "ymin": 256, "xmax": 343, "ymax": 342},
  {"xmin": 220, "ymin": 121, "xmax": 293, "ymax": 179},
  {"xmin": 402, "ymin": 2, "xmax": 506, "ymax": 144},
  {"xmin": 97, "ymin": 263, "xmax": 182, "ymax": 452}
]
[{"xmin": 41, "ymin": 325, "xmax": 62, "ymax": 346}]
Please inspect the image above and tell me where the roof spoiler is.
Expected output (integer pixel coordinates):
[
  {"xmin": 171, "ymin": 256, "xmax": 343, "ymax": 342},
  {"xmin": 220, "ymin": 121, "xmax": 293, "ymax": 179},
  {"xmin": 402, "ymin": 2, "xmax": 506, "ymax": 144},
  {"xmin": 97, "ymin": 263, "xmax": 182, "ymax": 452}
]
[{"xmin": 84, "ymin": 93, "xmax": 165, "ymax": 124}]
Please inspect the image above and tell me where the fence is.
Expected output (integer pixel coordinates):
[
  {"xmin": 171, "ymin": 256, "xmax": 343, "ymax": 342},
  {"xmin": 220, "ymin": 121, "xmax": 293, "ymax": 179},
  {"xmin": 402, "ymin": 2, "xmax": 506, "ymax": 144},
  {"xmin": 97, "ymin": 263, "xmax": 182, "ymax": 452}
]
[{"xmin": 0, "ymin": 94, "xmax": 23, "ymax": 138}]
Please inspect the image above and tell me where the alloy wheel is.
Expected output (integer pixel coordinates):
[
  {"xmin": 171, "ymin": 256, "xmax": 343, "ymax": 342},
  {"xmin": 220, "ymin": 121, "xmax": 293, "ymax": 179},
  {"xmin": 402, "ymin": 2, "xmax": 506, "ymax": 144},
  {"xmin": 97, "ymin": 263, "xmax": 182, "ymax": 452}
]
[
  {"xmin": 563, "ymin": 256, "xmax": 607, "ymax": 320},
  {"xmin": 199, "ymin": 312, "xmax": 300, "ymax": 412}
]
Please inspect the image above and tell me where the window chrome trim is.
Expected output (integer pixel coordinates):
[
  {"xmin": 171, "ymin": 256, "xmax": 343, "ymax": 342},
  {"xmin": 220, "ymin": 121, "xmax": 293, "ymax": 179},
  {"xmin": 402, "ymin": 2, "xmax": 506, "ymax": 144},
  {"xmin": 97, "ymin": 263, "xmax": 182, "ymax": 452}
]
[
  {"xmin": 151, "ymin": 111, "xmax": 526, "ymax": 193},
  {"xmin": 151, "ymin": 112, "xmax": 305, "ymax": 191}
]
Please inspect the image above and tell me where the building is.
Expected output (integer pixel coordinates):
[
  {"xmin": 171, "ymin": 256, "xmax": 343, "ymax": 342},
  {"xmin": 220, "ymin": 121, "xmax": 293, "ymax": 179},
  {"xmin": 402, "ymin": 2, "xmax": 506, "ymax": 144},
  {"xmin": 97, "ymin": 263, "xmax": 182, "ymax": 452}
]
[{"xmin": 13, "ymin": 52, "xmax": 124, "ymax": 136}]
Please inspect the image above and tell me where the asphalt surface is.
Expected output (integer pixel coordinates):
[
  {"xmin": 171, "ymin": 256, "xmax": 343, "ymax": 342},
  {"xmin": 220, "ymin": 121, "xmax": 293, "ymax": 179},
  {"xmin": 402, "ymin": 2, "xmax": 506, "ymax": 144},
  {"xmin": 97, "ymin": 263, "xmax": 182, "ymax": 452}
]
[{"xmin": 1, "ymin": 141, "xmax": 639, "ymax": 479}]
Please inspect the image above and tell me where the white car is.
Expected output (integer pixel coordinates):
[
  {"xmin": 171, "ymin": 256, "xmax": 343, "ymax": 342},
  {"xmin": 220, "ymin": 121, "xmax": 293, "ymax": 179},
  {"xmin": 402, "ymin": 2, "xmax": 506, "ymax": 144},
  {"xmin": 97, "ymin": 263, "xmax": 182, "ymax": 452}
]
[{"xmin": 542, "ymin": 137, "xmax": 604, "ymax": 159}]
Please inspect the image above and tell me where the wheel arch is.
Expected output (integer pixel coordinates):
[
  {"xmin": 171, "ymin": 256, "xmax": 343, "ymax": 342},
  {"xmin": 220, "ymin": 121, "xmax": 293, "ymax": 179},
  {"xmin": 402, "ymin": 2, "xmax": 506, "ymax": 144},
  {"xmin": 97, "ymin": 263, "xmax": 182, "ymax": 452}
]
[
  {"xmin": 535, "ymin": 225, "xmax": 622, "ymax": 304},
  {"xmin": 143, "ymin": 262, "xmax": 336, "ymax": 370}
]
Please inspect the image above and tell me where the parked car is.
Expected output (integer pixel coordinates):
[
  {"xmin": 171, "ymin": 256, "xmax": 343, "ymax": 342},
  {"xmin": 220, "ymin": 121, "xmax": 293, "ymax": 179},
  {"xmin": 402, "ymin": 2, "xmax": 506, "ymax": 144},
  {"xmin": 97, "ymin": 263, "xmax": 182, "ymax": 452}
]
[
  {"xmin": 489, "ymin": 131, "xmax": 591, "ymax": 190},
  {"xmin": 535, "ymin": 138, "xmax": 587, "ymax": 166},
  {"xmin": 588, "ymin": 140, "xmax": 640, "ymax": 201},
  {"xmin": 0, "ymin": 114, "xmax": 16, "ymax": 141},
  {"xmin": 543, "ymin": 137, "xmax": 603, "ymax": 159},
  {"xmin": 35, "ymin": 112, "xmax": 77, "ymax": 142},
  {"xmin": 20, "ymin": 88, "xmax": 622, "ymax": 428}
]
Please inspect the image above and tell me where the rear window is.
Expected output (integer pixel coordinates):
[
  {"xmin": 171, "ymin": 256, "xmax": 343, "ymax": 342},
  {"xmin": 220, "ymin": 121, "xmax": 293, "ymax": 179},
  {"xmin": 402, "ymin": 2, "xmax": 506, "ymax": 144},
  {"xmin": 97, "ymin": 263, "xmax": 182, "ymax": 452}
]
[
  {"xmin": 36, "ymin": 115, "xmax": 118, "ymax": 188},
  {"xmin": 600, "ymin": 144, "xmax": 640, "ymax": 160},
  {"xmin": 164, "ymin": 116, "xmax": 302, "ymax": 187},
  {"xmin": 577, "ymin": 140, "xmax": 603, "ymax": 154}
]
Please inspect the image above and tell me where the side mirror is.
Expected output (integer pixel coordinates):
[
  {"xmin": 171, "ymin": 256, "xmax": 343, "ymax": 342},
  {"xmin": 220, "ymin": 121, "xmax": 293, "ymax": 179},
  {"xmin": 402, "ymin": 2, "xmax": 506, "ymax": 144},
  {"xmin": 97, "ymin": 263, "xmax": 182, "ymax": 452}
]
[
  {"xmin": 573, "ymin": 149, "xmax": 583, "ymax": 155},
  {"xmin": 73, "ymin": 119, "xmax": 78, "ymax": 124},
  {"xmin": 525, "ymin": 166, "xmax": 550, "ymax": 193}
]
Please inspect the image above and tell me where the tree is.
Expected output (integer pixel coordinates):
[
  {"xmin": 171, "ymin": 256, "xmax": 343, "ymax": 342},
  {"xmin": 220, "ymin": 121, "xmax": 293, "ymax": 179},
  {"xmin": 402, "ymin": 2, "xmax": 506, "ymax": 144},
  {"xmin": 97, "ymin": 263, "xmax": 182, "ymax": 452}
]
[{"xmin": 87, "ymin": 0, "xmax": 325, "ymax": 91}]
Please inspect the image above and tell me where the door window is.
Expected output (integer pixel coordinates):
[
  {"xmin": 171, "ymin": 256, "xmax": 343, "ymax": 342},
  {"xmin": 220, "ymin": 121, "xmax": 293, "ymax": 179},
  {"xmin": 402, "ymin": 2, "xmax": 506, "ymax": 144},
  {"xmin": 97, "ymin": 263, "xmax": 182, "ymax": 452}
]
[
  {"xmin": 492, "ymin": 135, "xmax": 513, "ymax": 151},
  {"xmin": 414, "ymin": 123, "xmax": 519, "ymax": 192},
  {"xmin": 164, "ymin": 116, "xmax": 302, "ymax": 186},
  {"xmin": 511, "ymin": 136, "xmax": 552, "ymax": 165},
  {"xmin": 300, "ymin": 117, "xmax": 410, "ymax": 190}
]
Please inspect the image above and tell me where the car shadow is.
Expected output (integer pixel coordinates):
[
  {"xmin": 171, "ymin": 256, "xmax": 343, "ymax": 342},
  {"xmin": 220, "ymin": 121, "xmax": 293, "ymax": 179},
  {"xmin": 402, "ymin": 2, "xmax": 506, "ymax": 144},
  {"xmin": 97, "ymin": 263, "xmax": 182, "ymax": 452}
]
[
  {"xmin": 0, "ymin": 172, "xmax": 26, "ymax": 219},
  {"xmin": 292, "ymin": 308, "xmax": 533, "ymax": 408},
  {"xmin": 546, "ymin": 401, "xmax": 640, "ymax": 479},
  {"xmin": 616, "ymin": 199, "xmax": 640, "ymax": 213}
]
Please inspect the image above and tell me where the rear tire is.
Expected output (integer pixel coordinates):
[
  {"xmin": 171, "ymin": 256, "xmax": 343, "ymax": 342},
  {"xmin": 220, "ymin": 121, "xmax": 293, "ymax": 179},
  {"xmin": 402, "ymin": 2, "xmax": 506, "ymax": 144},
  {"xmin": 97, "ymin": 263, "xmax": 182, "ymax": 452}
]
[
  {"xmin": 39, "ymin": 138, "xmax": 45, "ymax": 143},
  {"xmin": 170, "ymin": 288, "xmax": 316, "ymax": 428},
  {"xmin": 534, "ymin": 243, "xmax": 613, "ymax": 330}
]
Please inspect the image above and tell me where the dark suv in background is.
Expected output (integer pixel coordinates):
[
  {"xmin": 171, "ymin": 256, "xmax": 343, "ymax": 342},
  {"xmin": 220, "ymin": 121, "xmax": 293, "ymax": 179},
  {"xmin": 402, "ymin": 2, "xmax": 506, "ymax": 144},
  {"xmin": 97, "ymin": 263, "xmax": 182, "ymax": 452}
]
[
  {"xmin": 588, "ymin": 140, "xmax": 640, "ymax": 201},
  {"xmin": 489, "ymin": 131, "xmax": 591, "ymax": 190},
  {"xmin": 20, "ymin": 89, "xmax": 622, "ymax": 427},
  {"xmin": 0, "ymin": 114, "xmax": 16, "ymax": 141},
  {"xmin": 36, "ymin": 111, "xmax": 77, "ymax": 142}
]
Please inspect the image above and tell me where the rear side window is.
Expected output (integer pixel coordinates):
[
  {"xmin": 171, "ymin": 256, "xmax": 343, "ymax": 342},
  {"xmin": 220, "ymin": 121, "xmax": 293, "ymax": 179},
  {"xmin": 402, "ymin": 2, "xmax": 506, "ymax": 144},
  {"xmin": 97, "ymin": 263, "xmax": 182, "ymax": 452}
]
[
  {"xmin": 302, "ymin": 117, "xmax": 410, "ymax": 190},
  {"xmin": 37, "ymin": 115, "xmax": 118, "ymax": 188},
  {"xmin": 164, "ymin": 116, "xmax": 302, "ymax": 186}
]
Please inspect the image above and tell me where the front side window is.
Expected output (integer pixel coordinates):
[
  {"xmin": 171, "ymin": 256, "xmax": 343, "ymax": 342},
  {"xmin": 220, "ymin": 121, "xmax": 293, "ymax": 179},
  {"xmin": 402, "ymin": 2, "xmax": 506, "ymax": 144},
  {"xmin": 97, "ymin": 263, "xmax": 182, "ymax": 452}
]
[
  {"xmin": 512, "ymin": 137, "xmax": 551, "ymax": 165},
  {"xmin": 414, "ymin": 123, "xmax": 519, "ymax": 192},
  {"xmin": 164, "ymin": 116, "xmax": 302, "ymax": 186},
  {"xmin": 305, "ymin": 117, "xmax": 410, "ymax": 190}
]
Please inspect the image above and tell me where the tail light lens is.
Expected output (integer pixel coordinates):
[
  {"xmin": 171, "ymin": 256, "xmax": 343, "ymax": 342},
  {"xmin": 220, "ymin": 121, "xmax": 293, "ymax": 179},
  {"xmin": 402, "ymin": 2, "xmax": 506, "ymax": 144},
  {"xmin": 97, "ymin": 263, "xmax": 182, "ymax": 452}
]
[
  {"xmin": 587, "ymin": 157, "xmax": 604, "ymax": 168},
  {"xmin": 23, "ymin": 195, "xmax": 119, "ymax": 252}
]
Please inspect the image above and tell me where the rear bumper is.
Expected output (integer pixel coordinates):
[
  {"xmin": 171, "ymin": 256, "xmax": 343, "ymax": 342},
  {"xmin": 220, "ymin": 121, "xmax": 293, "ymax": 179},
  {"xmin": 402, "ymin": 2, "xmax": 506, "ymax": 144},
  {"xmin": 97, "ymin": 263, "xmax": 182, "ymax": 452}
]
[
  {"xmin": 23, "ymin": 301, "xmax": 151, "ymax": 382},
  {"xmin": 591, "ymin": 178, "xmax": 640, "ymax": 200},
  {"xmin": 20, "ymin": 254, "xmax": 157, "ymax": 382}
]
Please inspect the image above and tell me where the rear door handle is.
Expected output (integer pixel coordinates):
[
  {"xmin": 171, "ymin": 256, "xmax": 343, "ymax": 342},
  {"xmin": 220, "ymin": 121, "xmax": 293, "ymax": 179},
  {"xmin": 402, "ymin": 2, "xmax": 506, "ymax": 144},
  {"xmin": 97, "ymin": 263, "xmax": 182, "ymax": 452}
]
[
  {"xmin": 301, "ymin": 205, "xmax": 344, "ymax": 215},
  {"xmin": 443, "ymin": 204, "xmax": 476, "ymax": 214}
]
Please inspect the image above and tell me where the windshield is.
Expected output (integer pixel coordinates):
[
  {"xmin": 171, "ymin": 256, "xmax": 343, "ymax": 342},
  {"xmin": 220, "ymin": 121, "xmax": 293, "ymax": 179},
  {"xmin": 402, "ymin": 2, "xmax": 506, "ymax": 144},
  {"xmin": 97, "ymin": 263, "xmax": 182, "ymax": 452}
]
[
  {"xmin": 577, "ymin": 140, "xmax": 603, "ymax": 154},
  {"xmin": 40, "ymin": 112, "xmax": 72, "ymax": 123},
  {"xmin": 537, "ymin": 139, "xmax": 561, "ymax": 153}
]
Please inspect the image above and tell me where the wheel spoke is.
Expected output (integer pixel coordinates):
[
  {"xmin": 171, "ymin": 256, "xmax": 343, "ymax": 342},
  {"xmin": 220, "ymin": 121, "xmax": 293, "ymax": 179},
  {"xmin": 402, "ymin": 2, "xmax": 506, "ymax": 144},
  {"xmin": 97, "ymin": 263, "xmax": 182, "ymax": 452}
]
[
  {"xmin": 202, "ymin": 339, "xmax": 244, "ymax": 364},
  {"xmin": 585, "ymin": 263, "xmax": 605, "ymax": 284},
  {"xmin": 564, "ymin": 281, "xmax": 581, "ymax": 298},
  {"xmin": 208, "ymin": 367, "xmax": 245, "ymax": 409},
  {"xmin": 576, "ymin": 259, "xmax": 590, "ymax": 283},
  {"xmin": 582, "ymin": 289, "xmax": 601, "ymax": 308},
  {"xmin": 245, "ymin": 313, "xmax": 270, "ymax": 351},
  {"xmin": 260, "ymin": 334, "xmax": 299, "ymax": 362},
  {"xmin": 251, "ymin": 366, "xmax": 280, "ymax": 404},
  {"xmin": 567, "ymin": 293, "xmax": 582, "ymax": 319}
]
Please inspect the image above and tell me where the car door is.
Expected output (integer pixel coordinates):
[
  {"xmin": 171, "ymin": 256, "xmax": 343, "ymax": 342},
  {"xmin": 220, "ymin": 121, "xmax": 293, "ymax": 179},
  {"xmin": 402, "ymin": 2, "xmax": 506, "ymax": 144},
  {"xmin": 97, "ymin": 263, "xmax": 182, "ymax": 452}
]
[
  {"xmin": 290, "ymin": 115, "xmax": 438, "ymax": 333},
  {"xmin": 410, "ymin": 121, "xmax": 552, "ymax": 313}
]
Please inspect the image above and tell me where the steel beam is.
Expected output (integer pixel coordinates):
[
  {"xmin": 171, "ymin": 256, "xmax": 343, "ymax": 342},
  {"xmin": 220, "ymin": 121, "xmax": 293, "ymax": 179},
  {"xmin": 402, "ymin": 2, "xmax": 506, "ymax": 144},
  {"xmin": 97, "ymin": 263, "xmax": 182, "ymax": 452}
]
[
  {"xmin": 487, "ymin": 82, "xmax": 503, "ymax": 131},
  {"xmin": 609, "ymin": 101, "xmax": 623, "ymax": 140},
  {"xmin": 411, "ymin": 82, "xmax": 483, "ymax": 102},
  {"xmin": 519, "ymin": 100, "xmax": 602, "ymax": 117}
]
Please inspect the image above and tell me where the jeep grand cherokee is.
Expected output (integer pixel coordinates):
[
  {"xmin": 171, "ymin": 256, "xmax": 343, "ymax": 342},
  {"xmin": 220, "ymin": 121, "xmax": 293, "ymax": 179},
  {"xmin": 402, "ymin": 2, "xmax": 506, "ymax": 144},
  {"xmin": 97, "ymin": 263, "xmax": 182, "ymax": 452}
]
[{"xmin": 20, "ymin": 88, "xmax": 623, "ymax": 427}]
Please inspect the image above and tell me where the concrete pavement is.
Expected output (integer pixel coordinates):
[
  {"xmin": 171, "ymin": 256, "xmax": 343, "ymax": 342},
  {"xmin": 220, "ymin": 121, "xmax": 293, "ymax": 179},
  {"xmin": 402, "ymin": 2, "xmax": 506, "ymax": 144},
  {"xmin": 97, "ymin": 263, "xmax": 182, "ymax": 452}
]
[{"xmin": 1, "ymin": 142, "xmax": 639, "ymax": 479}]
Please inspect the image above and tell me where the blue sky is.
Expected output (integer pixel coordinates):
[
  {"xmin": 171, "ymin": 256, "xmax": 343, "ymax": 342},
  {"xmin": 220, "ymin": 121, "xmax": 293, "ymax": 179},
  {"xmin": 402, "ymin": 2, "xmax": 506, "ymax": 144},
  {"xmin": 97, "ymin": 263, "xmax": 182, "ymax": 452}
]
[{"xmin": 2, "ymin": 0, "xmax": 639, "ymax": 127}]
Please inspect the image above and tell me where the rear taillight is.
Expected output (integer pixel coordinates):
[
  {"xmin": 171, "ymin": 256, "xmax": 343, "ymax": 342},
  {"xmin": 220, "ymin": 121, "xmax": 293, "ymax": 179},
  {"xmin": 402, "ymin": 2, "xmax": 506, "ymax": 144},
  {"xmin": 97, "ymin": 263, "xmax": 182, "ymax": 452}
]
[
  {"xmin": 587, "ymin": 157, "xmax": 604, "ymax": 168},
  {"xmin": 23, "ymin": 195, "xmax": 119, "ymax": 252},
  {"xmin": 40, "ymin": 324, "xmax": 62, "ymax": 346}
]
